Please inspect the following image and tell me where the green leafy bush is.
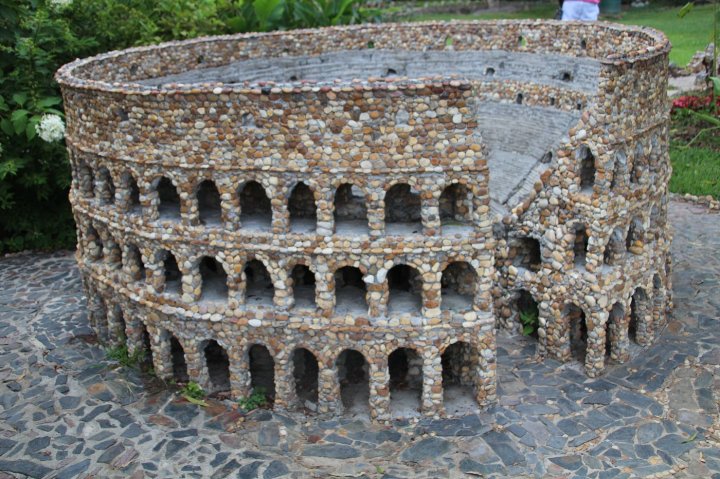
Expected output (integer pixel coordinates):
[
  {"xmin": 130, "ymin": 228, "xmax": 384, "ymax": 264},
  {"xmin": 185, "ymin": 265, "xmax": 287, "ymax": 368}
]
[
  {"xmin": 519, "ymin": 308, "xmax": 539, "ymax": 337},
  {"xmin": 106, "ymin": 343, "xmax": 146, "ymax": 368},
  {"xmin": 181, "ymin": 381, "xmax": 206, "ymax": 400},
  {"xmin": 0, "ymin": 0, "xmax": 376, "ymax": 253}
]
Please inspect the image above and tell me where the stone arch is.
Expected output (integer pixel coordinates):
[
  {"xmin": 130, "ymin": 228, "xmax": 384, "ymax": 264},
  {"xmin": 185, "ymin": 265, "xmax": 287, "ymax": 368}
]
[
  {"xmin": 626, "ymin": 217, "xmax": 644, "ymax": 254},
  {"xmin": 198, "ymin": 255, "xmax": 228, "ymax": 302},
  {"xmin": 243, "ymin": 258, "xmax": 275, "ymax": 306},
  {"xmin": 84, "ymin": 224, "xmax": 103, "ymax": 261},
  {"xmin": 76, "ymin": 160, "xmax": 95, "ymax": 198},
  {"xmin": 515, "ymin": 288, "xmax": 540, "ymax": 338},
  {"xmin": 384, "ymin": 182, "xmax": 421, "ymax": 234},
  {"xmin": 576, "ymin": 144, "xmax": 596, "ymax": 191},
  {"xmin": 159, "ymin": 249, "xmax": 182, "ymax": 295},
  {"xmin": 196, "ymin": 179, "xmax": 223, "ymax": 226},
  {"xmin": 388, "ymin": 347, "xmax": 423, "ymax": 417},
  {"xmin": 202, "ymin": 339, "xmax": 231, "ymax": 393},
  {"xmin": 289, "ymin": 262, "xmax": 316, "ymax": 310},
  {"xmin": 124, "ymin": 243, "xmax": 146, "ymax": 282},
  {"xmin": 291, "ymin": 347, "xmax": 319, "ymax": 408},
  {"xmin": 571, "ymin": 223, "xmax": 589, "ymax": 267},
  {"xmin": 288, "ymin": 181, "xmax": 317, "ymax": 233},
  {"xmin": 603, "ymin": 226, "xmax": 625, "ymax": 265},
  {"xmin": 153, "ymin": 176, "xmax": 182, "ymax": 220},
  {"xmin": 333, "ymin": 264, "xmax": 367, "ymax": 315},
  {"xmin": 119, "ymin": 170, "xmax": 141, "ymax": 213},
  {"xmin": 611, "ymin": 149, "xmax": 627, "ymax": 189},
  {"xmin": 336, "ymin": 349, "xmax": 370, "ymax": 415},
  {"xmin": 248, "ymin": 344, "xmax": 276, "ymax": 404},
  {"xmin": 439, "ymin": 182, "xmax": 472, "ymax": 227},
  {"xmin": 333, "ymin": 182, "xmax": 369, "ymax": 234},
  {"xmin": 238, "ymin": 179, "xmax": 272, "ymax": 230},
  {"xmin": 441, "ymin": 341, "xmax": 480, "ymax": 414},
  {"xmin": 95, "ymin": 167, "xmax": 116, "ymax": 205},
  {"xmin": 170, "ymin": 334, "xmax": 189, "ymax": 383},
  {"xmin": 564, "ymin": 302, "xmax": 588, "ymax": 363},
  {"xmin": 441, "ymin": 261, "xmax": 477, "ymax": 311},
  {"xmin": 510, "ymin": 236, "xmax": 542, "ymax": 272},
  {"xmin": 386, "ymin": 264, "xmax": 423, "ymax": 315}
]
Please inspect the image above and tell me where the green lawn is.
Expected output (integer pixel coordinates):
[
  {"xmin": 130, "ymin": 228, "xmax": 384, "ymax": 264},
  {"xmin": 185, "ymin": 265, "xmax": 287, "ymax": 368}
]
[
  {"xmin": 403, "ymin": 2, "xmax": 715, "ymax": 66},
  {"xmin": 670, "ymin": 147, "xmax": 720, "ymax": 199}
]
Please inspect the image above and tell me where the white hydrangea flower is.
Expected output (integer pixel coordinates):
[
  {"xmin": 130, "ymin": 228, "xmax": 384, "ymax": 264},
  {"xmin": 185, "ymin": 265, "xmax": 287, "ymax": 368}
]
[
  {"xmin": 50, "ymin": 0, "xmax": 73, "ymax": 9},
  {"xmin": 36, "ymin": 114, "xmax": 66, "ymax": 143}
]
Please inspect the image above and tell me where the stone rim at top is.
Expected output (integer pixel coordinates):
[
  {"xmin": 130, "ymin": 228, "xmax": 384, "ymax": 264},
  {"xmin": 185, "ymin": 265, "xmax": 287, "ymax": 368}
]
[{"xmin": 55, "ymin": 20, "xmax": 670, "ymax": 94}]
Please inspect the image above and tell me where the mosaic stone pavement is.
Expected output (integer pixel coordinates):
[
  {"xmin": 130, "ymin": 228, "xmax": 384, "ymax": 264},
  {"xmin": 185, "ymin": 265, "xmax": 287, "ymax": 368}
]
[{"xmin": 0, "ymin": 199, "xmax": 718, "ymax": 479}]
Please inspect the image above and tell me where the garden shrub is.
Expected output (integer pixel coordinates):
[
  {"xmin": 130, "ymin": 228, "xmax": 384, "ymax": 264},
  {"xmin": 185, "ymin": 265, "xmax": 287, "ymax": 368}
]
[{"xmin": 0, "ymin": 0, "xmax": 377, "ymax": 253}]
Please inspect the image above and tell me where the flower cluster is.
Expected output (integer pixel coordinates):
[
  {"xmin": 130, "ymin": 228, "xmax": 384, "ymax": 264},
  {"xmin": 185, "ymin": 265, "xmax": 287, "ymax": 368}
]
[
  {"xmin": 35, "ymin": 114, "xmax": 66, "ymax": 143},
  {"xmin": 671, "ymin": 95, "xmax": 720, "ymax": 114}
]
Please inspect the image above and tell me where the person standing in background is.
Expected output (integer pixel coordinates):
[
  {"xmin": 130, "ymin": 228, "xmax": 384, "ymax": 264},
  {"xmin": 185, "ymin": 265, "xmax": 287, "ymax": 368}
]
[{"xmin": 561, "ymin": 0, "xmax": 600, "ymax": 20}]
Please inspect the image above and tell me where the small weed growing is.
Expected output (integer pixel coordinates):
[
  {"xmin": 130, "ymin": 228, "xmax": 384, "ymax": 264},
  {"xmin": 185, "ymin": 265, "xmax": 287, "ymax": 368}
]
[
  {"xmin": 237, "ymin": 387, "xmax": 269, "ymax": 412},
  {"xmin": 519, "ymin": 309, "xmax": 539, "ymax": 336},
  {"xmin": 106, "ymin": 344, "xmax": 145, "ymax": 368},
  {"xmin": 181, "ymin": 381, "xmax": 205, "ymax": 400}
]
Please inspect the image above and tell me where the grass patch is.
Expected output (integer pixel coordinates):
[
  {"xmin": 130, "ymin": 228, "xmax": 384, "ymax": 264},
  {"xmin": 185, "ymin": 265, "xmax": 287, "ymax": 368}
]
[
  {"xmin": 237, "ymin": 387, "xmax": 270, "ymax": 412},
  {"xmin": 106, "ymin": 344, "xmax": 146, "ymax": 368},
  {"xmin": 401, "ymin": 2, "xmax": 714, "ymax": 66},
  {"xmin": 670, "ymin": 146, "xmax": 720, "ymax": 199}
]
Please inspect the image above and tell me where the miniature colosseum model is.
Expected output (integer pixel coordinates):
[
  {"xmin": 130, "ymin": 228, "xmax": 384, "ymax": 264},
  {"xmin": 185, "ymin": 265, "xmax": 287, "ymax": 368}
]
[{"xmin": 57, "ymin": 20, "xmax": 673, "ymax": 421}]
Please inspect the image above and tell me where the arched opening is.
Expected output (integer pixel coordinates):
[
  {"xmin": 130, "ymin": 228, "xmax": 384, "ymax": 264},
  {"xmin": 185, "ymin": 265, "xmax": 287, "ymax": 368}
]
[
  {"xmin": 290, "ymin": 264, "xmax": 315, "ymax": 309},
  {"xmin": 85, "ymin": 225, "xmax": 103, "ymax": 261},
  {"xmin": 288, "ymin": 182, "xmax": 317, "ymax": 233},
  {"xmin": 572, "ymin": 224, "xmax": 589, "ymax": 267},
  {"xmin": 603, "ymin": 227, "xmax": 625, "ymax": 265},
  {"xmin": 162, "ymin": 251, "xmax": 182, "ymax": 295},
  {"xmin": 156, "ymin": 177, "xmax": 181, "ymax": 220},
  {"xmin": 564, "ymin": 303, "xmax": 587, "ymax": 362},
  {"xmin": 441, "ymin": 261, "xmax": 476, "ymax": 311},
  {"xmin": 516, "ymin": 289, "xmax": 539, "ymax": 338},
  {"xmin": 388, "ymin": 348, "xmax": 422, "ymax": 417},
  {"xmin": 170, "ymin": 336, "xmax": 189, "ymax": 383},
  {"xmin": 441, "ymin": 342, "xmax": 479, "ymax": 414},
  {"xmin": 249, "ymin": 344, "xmax": 276, "ymax": 405},
  {"xmin": 197, "ymin": 180, "xmax": 222, "ymax": 226},
  {"xmin": 384, "ymin": 183, "xmax": 421, "ymax": 235},
  {"xmin": 111, "ymin": 306, "xmax": 127, "ymax": 343},
  {"xmin": 77, "ymin": 162, "xmax": 94, "ymax": 198},
  {"xmin": 334, "ymin": 266, "xmax": 367, "ymax": 314},
  {"xmin": 126, "ymin": 244, "xmax": 146, "ymax": 282},
  {"xmin": 336, "ymin": 349, "xmax": 369, "ymax": 415},
  {"xmin": 97, "ymin": 168, "xmax": 115, "ymax": 205},
  {"xmin": 104, "ymin": 235, "xmax": 122, "ymax": 266},
  {"xmin": 204, "ymin": 340, "xmax": 231, "ymax": 393},
  {"xmin": 140, "ymin": 325, "xmax": 154, "ymax": 373},
  {"xmin": 606, "ymin": 302, "xmax": 624, "ymax": 360},
  {"xmin": 439, "ymin": 183, "xmax": 472, "ymax": 232},
  {"xmin": 199, "ymin": 256, "xmax": 228, "ymax": 302},
  {"xmin": 511, "ymin": 236, "xmax": 542, "ymax": 272},
  {"xmin": 122, "ymin": 172, "xmax": 141, "ymax": 213},
  {"xmin": 239, "ymin": 180, "xmax": 271, "ymax": 230},
  {"xmin": 577, "ymin": 145, "xmax": 595, "ymax": 191},
  {"xmin": 611, "ymin": 150, "xmax": 627, "ymax": 189},
  {"xmin": 334, "ymin": 183, "xmax": 368, "ymax": 235},
  {"xmin": 626, "ymin": 218, "xmax": 643, "ymax": 254},
  {"xmin": 387, "ymin": 264, "xmax": 422, "ymax": 314},
  {"xmin": 291, "ymin": 348, "xmax": 319, "ymax": 409},
  {"xmin": 244, "ymin": 259, "xmax": 274, "ymax": 306}
]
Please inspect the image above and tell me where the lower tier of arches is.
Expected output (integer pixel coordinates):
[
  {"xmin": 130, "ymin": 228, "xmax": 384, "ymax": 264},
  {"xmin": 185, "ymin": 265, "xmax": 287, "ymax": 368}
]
[{"xmin": 83, "ymin": 273, "xmax": 497, "ymax": 422}]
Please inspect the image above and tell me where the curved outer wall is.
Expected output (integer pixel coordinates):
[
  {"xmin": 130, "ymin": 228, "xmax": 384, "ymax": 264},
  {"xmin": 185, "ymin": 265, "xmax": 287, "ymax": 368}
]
[{"xmin": 57, "ymin": 21, "xmax": 672, "ymax": 421}]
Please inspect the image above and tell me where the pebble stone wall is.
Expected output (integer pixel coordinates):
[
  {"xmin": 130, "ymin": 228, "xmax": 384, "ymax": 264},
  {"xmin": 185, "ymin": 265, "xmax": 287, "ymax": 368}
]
[{"xmin": 56, "ymin": 20, "xmax": 673, "ymax": 422}]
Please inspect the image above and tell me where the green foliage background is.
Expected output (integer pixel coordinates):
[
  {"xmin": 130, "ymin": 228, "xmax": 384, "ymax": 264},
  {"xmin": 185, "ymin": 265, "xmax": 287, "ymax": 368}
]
[{"xmin": 0, "ymin": 0, "xmax": 376, "ymax": 253}]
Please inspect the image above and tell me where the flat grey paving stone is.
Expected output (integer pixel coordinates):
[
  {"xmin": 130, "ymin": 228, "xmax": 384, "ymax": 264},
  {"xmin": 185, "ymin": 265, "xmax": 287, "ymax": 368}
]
[
  {"xmin": 303, "ymin": 444, "xmax": 361, "ymax": 459},
  {"xmin": 400, "ymin": 437, "xmax": 450, "ymax": 462}
]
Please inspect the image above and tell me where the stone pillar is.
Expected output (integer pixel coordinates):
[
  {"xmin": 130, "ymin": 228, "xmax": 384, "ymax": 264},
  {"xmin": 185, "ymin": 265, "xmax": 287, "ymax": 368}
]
[
  {"xmin": 634, "ymin": 292, "xmax": 654, "ymax": 346},
  {"xmin": 124, "ymin": 311, "xmax": 144, "ymax": 357},
  {"xmin": 187, "ymin": 340, "xmax": 210, "ymax": 391},
  {"xmin": 106, "ymin": 305, "xmax": 125, "ymax": 346},
  {"xmin": 316, "ymin": 189, "xmax": 334, "ymax": 237},
  {"xmin": 422, "ymin": 270, "xmax": 441, "ymax": 320},
  {"xmin": 182, "ymin": 257, "xmax": 200, "ymax": 303},
  {"xmin": 273, "ymin": 354, "xmax": 293, "ymax": 410},
  {"xmin": 369, "ymin": 358, "xmax": 390, "ymax": 422},
  {"xmin": 476, "ymin": 326, "xmax": 497, "ymax": 407},
  {"xmin": 368, "ymin": 281, "xmax": 386, "ymax": 318},
  {"xmin": 140, "ymin": 178, "xmax": 159, "ymax": 222},
  {"xmin": 584, "ymin": 308, "xmax": 608, "ymax": 377},
  {"xmin": 228, "ymin": 345, "xmax": 250, "ymax": 399},
  {"xmin": 421, "ymin": 350, "xmax": 443, "ymax": 418},
  {"xmin": 422, "ymin": 193, "xmax": 440, "ymax": 236},
  {"xmin": 153, "ymin": 329, "xmax": 174, "ymax": 381},
  {"xmin": 318, "ymin": 361, "xmax": 340, "ymax": 415},
  {"xmin": 366, "ymin": 188, "xmax": 384, "ymax": 239}
]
